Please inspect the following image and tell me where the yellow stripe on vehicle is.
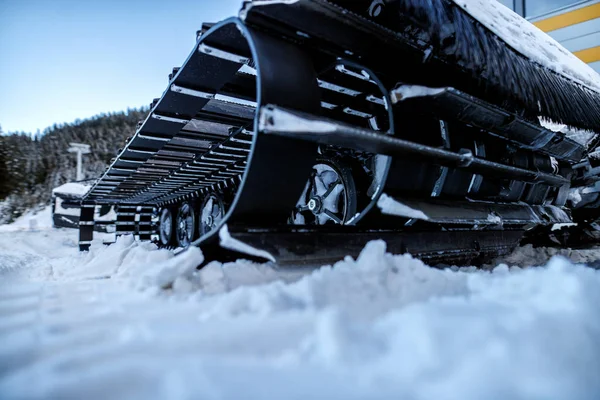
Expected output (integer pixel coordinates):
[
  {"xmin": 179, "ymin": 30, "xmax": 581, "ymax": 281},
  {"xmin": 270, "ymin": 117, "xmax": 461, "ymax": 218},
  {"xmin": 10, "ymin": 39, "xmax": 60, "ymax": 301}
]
[
  {"xmin": 533, "ymin": 3, "xmax": 600, "ymax": 32},
  {"xmin": 573, "ymin": 45, "xmax": 600, "ymax": 63}
]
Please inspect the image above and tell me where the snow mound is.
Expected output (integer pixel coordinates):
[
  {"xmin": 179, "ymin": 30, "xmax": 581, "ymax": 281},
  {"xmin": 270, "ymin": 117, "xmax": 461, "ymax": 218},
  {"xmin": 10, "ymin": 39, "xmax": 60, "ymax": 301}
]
[
  {"xmin": 1, "ymin": 230, "xmax": 600, "ymax": 399},
  {"xmin": 51, "ymin": 235, "xmax": 174, "ymax": 281},
  {"xmin": 192, "ymin": 241, "xmax": 468, "ymax": 318},
  {"xmin": 493, "ymin": 243, "xmax": 600, "ymax": 268},
  {"xmin": 125, "ymin": 245, "xmax": 203, "ymax": 294}
]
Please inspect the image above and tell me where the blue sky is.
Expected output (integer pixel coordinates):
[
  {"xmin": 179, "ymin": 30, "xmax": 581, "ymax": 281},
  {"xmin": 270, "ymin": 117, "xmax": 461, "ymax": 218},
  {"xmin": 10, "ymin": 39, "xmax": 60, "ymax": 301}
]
[{"xmin": 0, "ymin": 0, "xmax": 241, "ymax": 134}]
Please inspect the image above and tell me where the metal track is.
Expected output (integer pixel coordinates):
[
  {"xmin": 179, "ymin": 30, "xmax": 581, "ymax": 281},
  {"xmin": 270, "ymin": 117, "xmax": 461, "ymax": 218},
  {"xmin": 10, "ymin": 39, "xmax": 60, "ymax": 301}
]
[
  {"xmin": 77, "ymin": 3, "xmax": 596, "ymax": 267},
  {"xmin": 258, "ymin": 105, "xmax": 569, "ymax": 187},
  {"xmin": 205, "ymin": 225, "xmax": 525, "ymax": 267}
]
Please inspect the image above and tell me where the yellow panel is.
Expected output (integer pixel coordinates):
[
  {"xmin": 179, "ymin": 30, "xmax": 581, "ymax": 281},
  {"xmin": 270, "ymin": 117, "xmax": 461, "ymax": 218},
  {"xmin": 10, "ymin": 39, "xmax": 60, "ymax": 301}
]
[
  {"xmin": 533, "ymin": 3, "xmax": 600, "ymax": 32},
  {"xmin": 573, "ymin": 45, "xmax": 600, "ymax": 63}
]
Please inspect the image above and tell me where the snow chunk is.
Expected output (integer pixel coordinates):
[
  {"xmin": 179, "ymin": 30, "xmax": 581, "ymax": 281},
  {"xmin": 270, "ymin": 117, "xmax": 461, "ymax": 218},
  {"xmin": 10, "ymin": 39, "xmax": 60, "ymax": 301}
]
[
  {"xmin": 453, "ymin": 0, "xmax": 600, "ymax": 92},
  {"xmin": 193, "ymin": 240, "xmax": 469, "ymax": 321},
  {"xmin": 50, "ymin": 235, "xmax": 173, "ymax": 281},
  {"xmin": 539, "ymin": 117, "xmax": 597, "ymax": 147},
  {"xmin": 568, "ymin": 187, "xmax": 583, "ymax": 207},
  {"xmin": 377, "ymin": 194, "xmax": 429, "ymax": 220},
  {"xmin": 493, "ymin": 243, "xmax": 600, "ymax": 267},
  {"xmin": 590, "ymin": 149, "xmax": 600, "ymax": 160},
  {"xmin": 127, "ymin": 246, "xmax": 204, "ymax": 293},
  {"xmin": 390, "ymin": 85, "xmax": 446, "ymax": 103},
  {"xmin": 551, "ymin": 223, "xmax": 577, "ymax": 231},
  {"xmin": 486, "ymin": 213, "xmax": 502, "ymax": 224},
  {"xmin": 219, "ymin": 224, "xmax": 276, "ymax": 263},
  {"xmin": 51, "ymin": 182, "xmax": 91, "ymax": 197}
]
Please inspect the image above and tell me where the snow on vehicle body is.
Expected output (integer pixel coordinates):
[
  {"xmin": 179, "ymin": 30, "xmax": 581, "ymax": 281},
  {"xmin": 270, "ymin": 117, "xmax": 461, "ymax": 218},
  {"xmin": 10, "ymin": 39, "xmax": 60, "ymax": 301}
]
[
  {"xmin": 79, "ymin": 0, "xmax": 600, "ymax": 266},
  {"xmin": 52, "ymin": 182, "xmax": 91, "ymax": 229},
  {"xmin": 52, "ymin": 181, "xmax": 116, "ymax": 232},
  {"xmin": 514, "ymin": 0, "xmax": 600, "ymax": 76}
]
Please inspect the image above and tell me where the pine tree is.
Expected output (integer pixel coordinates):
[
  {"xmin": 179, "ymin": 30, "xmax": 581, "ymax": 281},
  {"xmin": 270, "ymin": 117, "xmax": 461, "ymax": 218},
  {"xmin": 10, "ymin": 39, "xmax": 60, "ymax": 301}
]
[
  {"xmin": 0, "ymin": 108, "xmax": 149, "ymax": 222},
  {"xmin": 0, "ymin": 135, "xmax": 10, "ymax": 199}
]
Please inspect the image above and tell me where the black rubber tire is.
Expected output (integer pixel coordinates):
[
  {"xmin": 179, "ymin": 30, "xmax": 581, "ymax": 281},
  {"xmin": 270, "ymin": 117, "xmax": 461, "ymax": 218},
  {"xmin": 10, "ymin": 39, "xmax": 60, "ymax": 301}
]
[
  {"xmin": 199, "ymin": 192, "xmax": 225, "ymax": 236},
  {"xmin": 158, "ymin": 207, "xmax": 175, "ymax": 247},
  {"xmin": 290, "ymin": 156, "xmax": 358, "ymax": 225},
  {"xmin": 175, "ymin": 201, "xmax": 196, "ymax": 248}
]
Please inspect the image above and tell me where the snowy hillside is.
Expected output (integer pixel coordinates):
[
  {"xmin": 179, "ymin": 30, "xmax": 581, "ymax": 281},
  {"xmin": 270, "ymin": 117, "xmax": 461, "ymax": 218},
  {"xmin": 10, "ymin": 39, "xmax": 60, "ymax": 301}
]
[
  {"xmin": 0, "ymin": 205, "xmax": 53, "ymax": 233},
  {"xmin": 0, "ymin": 109, "xmax": 147, "ymax": 224},
  {"xmin": 1, "ymin": 222, "xmax": 600, "ymax": 400}
]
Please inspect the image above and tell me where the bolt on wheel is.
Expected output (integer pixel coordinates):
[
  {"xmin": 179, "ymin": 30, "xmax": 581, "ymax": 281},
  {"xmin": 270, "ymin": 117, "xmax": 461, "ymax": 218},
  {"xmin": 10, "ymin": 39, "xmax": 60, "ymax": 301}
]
[
  {"xmin": 291, "ymin": 158, "xmax": 357, "ymax": 225},
  {"xmin": 299, "ymin": 61, "xmax": 392, "ymax": 225}
]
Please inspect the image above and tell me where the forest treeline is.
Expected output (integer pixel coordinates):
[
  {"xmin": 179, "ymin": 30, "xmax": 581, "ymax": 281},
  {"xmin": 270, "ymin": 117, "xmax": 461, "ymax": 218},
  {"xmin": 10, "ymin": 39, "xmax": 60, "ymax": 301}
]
[{"xmin": 0, "ymin": 108, "xmax": 148, "ymax": 223}]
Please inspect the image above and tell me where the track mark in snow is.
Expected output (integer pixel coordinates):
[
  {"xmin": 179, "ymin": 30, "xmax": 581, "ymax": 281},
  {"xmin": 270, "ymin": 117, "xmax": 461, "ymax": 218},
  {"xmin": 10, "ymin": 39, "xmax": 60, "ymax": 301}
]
[{"xmin": 1, "ymin": 229, "xmax": 600, "ymax": 399}]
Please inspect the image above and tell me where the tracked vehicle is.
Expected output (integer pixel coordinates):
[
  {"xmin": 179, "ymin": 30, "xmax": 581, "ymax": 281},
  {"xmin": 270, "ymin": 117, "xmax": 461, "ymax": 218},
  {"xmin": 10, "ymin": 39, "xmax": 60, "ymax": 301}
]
[{"xmin": 79, "ymin": 0, "xmax": 600, "ymax": 266}]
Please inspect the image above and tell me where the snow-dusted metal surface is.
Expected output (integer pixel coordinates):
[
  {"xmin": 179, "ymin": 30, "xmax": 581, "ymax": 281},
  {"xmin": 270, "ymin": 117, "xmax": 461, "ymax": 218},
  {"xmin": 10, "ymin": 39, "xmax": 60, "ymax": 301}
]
[
  {"xmin": 51, "ymin": 182, "xmax": 91, "ymax": 197},
  {"xmin": 259, "ymin": 105, "xmax": 338, "ymax": 133},
  {"xmin": 453, "ymin": 0, "xmax": 600, "ymax": 92},
  {"xmin": 539, "ymin": 117, "xmax": 598, "ymax": 147}
]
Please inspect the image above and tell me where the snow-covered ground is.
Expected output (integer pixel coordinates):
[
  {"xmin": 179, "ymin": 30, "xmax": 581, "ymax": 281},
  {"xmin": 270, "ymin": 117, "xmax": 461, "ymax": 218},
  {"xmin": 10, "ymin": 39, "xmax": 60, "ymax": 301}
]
[
  {"xmin": 0, "ymin": 205, "xmax": 53, "ymax": 233},
  {"xmin": 1, "ymin": 215, "xmax": 600, "ymax": 399}
]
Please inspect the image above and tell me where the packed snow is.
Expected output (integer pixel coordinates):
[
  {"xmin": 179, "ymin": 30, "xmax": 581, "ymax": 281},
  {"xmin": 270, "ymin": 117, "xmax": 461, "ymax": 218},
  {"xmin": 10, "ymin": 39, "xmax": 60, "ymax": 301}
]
[
  {"xmin": 390, "ymin": 85, "xmax": 446, "ymax": 102},
  {"xmin": 539, "ymin": 117, "xmax": 597, "ymax": 147},
  {"xmin": 51, "ymin": 182, "xmax": 91, "ymax": 198},
  {"xmin": 377, "ymin": 193, "xmax": 429, "ymax": 220},
  {"xmin": 454, "ymin": 0, "xmax": 600, "ymax": 92},
  {"xmin": 1, "ymin": 216, "xmax": 600, "ymax": 399},
  {"xmin": 0, "ymin": 205, "xmax": 53, "ymax": 233},
  {"xmin": 486, "ymin": 212, "xmax": 503, "ymax": 225}
]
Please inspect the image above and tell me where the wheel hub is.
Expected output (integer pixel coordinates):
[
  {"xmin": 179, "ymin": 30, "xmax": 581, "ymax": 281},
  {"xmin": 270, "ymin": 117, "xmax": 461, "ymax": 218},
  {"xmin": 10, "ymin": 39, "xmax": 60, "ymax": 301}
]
[
  {"xmin": 308, "ymin": 197, "xmax": 322, "ymax": 214},
  {"xmin": 200, "ymin": 193, "xmax": 225, "ymax": 235},
  {"xmin": 159, "ymin": 208, "xmax": 173, "ymax": 246}
]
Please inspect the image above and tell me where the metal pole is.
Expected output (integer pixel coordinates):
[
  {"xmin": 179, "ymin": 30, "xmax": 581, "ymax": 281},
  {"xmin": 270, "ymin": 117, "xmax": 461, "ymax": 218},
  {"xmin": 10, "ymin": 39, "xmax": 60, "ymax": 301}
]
[
  {"xmin": 515, "ymin": 0, "xmax": 525, "ymax": 16},
  {"xmin": 77, "ymin": 150, "xmax": 83, "ymax": 181},
  {"xmin": 68, "ymin": 143, "xmax": 90, "ymax": 181}
]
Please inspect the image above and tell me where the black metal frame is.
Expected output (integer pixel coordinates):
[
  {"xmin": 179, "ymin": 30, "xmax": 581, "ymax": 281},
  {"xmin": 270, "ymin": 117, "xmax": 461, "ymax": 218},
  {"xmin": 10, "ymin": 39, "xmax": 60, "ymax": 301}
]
[
  {"xmin": 77, "ymin": 2, "xmax": 597, "ymax": 265},
  {"xmin": 258, "ymin": 105, "xmax": 569, "ymax": 187}
]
